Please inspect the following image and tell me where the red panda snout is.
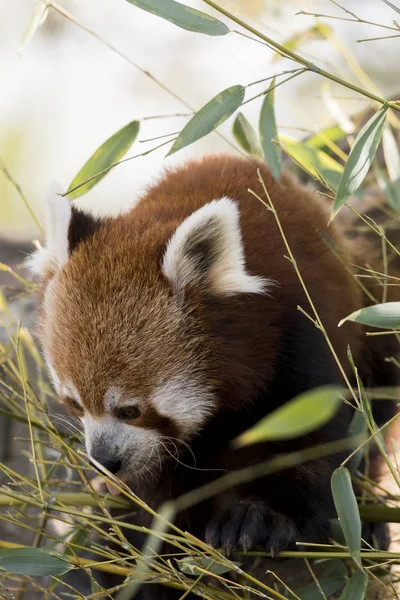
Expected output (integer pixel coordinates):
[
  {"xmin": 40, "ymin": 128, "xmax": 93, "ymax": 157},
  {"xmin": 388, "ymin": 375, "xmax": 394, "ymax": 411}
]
[
  {"xmin": 55, "ymin": 374, "xmax": 217, "ymax": 484},
  {"xmin": 82, "ymin": 413, "xmax": 164, "ymax": 482},
  {"xmin": 81, "ymin": 376, "xmax": 216, "ymax": 484}
]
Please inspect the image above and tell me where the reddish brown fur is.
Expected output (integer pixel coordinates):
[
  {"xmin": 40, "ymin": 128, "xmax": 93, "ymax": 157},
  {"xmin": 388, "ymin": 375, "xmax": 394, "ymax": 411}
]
[
  {"xmin": 31, "ymin": 155, "xmax": 399, "ymax": 594},
  {"xmin": 36, "ymin": 155, "xmax": 364, "ymax": 421}
]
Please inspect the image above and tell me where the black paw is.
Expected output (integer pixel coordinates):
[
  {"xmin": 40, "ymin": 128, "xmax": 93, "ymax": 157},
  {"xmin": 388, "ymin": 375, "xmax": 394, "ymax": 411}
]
[{"xmin": 205, "ymin": 501, "xmax": 298, "ymax": 555}]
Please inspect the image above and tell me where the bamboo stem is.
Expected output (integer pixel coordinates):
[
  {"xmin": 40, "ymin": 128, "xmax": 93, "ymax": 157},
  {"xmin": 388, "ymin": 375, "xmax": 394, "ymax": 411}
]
[
  {"xmin": 202, "ymin": 0, "xmax": 400, "ymax": 112},
  {"xmin": 0, "ymin": 491, "xmax": 130, "ymax": 509}
]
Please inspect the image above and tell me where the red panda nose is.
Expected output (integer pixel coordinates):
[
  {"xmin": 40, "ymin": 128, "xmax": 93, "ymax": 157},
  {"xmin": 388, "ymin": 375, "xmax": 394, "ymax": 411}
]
[{"xmin": 91, "ymin": 456, "xmax": 122, "ymax": 475}]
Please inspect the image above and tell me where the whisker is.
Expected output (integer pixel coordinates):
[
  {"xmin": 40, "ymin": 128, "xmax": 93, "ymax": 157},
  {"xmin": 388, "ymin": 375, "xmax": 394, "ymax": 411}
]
[
  {"xmin": 158, "ymin": 439, "xmax": 226, "ymax": 473},
  {"xmin": 160, "ymin": 436, "xmax": 197, "ymax": 466}
]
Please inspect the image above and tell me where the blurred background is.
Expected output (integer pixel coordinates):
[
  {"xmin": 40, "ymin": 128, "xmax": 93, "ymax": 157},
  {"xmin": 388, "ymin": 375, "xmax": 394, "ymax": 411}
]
[{"xmin": 1, "ymin": 0, "xmax": 400, "ymax": 242}]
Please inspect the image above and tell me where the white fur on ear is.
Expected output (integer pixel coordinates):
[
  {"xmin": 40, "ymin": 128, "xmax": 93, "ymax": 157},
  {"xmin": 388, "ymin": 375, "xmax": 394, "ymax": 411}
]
[
  {"xmin": 162, "ymin": 197, "xmax": 269, "ymax": 296},
  {"xmin": 27, "ymin": 182, "xmax": 71, "ymax": 277}
]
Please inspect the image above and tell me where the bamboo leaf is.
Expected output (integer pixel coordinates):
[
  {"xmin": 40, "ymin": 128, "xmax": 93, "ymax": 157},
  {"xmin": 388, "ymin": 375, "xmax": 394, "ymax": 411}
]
[
  {"xmin": 376, "ymin": 170, "xmax": 400, "ymax": 213},
  {"xmin": 282, "ymin": 138, "xmax": 343, "ymax": 191},
  {"xmin": 167, "ymin": 85, "xmax": 245, "ymax": 156},
  {"xmin": 176, "ymin": 556, "xmax": 240, "ymax": 576},
  {"xmin": 347, "ymin": 410, "xmax": 368, "ymax": 472},
  {"xmin": 125, "ymin": 0, "xmax": 229, "ymax": 36},
  {"xmin": 259, "ymin": 79, "xmax": 281, "ymax": 180},
  {"xmin": 294, "ymin": 576, "xmax": 346, "ymax": 600},
  {"xmin": 346, "ymin": 347, "xmax": 386, "ymax": 455},
  {"xmin": 0, "ymin": 549, "xmax": 71, "ymax": 577},
  {"xmin": 382, "ymin": 126, "xmax": 400, "ymax": 182},
  {"xmin": 331, "ymin": 104, "xmax": 389, "ymax": 220},
  {"xmin": 232, "ymin": 113, "xmax": 261, "ymax": 157},
  {"xmin": 276, "ymin": 25, "xmax": 329, "ymax": 61},
  {"xmin": 235, "ymin": 386, "xmax": 342, "ymax": 447},
  {"xmin": 306, "ymin": 124, "xmax": 346, "ymax": 149},
  {"xmin": 331, "ymin": 467, "xmax": 362, "ymax": 569},
  {"xmin": 19, "ymin": 1, "xmax": 49, "ymax": 56},
  {"xmin": 339, "ymin": 302, "xmax": 400, "ymax": 329},
  {"xmin": 294, "ymin": 560, "xmax": 347, "ymax": 599},
  {"xmin": 339, "ymin": 570, "xmax": 368, "ymax": 600},
  {"xmin": 64, "ymin": 527, "xmax": 89, "ymax": 557},
  {"xmin": 67, "ymin": 120, "xmax": 140, "ymax": 199}
]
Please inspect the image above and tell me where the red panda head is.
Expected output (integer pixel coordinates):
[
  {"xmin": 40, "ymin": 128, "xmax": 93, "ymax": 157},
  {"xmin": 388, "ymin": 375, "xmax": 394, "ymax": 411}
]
[{"xmin": 28, "ymin": 184, "xmax": 268, "ymax": 490}]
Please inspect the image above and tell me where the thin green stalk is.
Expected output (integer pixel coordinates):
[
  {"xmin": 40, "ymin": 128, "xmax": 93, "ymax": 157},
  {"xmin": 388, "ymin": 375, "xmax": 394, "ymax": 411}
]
[
  {"xmin": 249, "ymin": 181, "xmax": 359, "ymax": 405},
  {"xmin": 0, "ymin": 159, "xmax": 44, "ymax": 234},
  {"xmin": 296, "ymin": 10, "xmax": 400, "ymax": 32},
  {"xmin": 172, "ymin": 436, "xmax": 360, "ymax": 513},
  {"xmin": 49, "ymin": 1, "xmax": 242, "ymax": 162},
  {"xmin": 0, "ymin": 491, "xmax": 129, "ymax": 509},
  {"xmin": 61, "ymin": 138, "xmax": 173, "ymax": 197},
  {"xmin": 201, "ymin": 0, "xmax": 400, "ymax": 112},
  {"xmin": 48, "ymin": 2, "xmax": 193, "ymax": 112},
  {"xmin": 237, "ymin": 550, "xmax": 400, "ymax": 560},
  {"xmin": 251, "ymin": 179, "xmax": 400, "ymax": 491},
  {"xmin": 0, "ymin": 540, "xmax": 133, "ymax": 577},
  {"xmin": 14, "ymin": 324, "xmax": 44, "ymax": 504},
  {"xmin": 304, "ymin": 558, "xmax": 328, "ymax": 600},
  {"xmin": 242, "ymin": 68, "xmax": 307, "ymax": 106}
]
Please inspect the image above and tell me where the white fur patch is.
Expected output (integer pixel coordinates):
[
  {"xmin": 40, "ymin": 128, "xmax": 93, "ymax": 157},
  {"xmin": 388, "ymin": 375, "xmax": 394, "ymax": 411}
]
[
  {"xmin": 152, "ymin": 376, "xmax": 215, "ymax": 437},
  {"xmin": 44, "ymin": 352, "xmax": 82, "ymax": 407},
  {"xmin": 44, "ymin": 350, "xmax": 62, "ymax": 396},
  {"xmin": 162, "ymin": 197, "xmax": 268, "ymax": 296},
  {"xmin": 26, "ymin": 182, "xmax": 71, "ymax": 277},
  {"xmin": 82, "ymin": 414, "xmax": 160, "ymax": 476},
  {"xmin": 104, "ymin": 386, "xmax": 122, "ymax": 411}
]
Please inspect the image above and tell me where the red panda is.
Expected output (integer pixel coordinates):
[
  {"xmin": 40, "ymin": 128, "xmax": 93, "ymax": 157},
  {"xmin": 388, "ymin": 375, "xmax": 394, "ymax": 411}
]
[{"xmin": 28, "ymin": 155, "xmax": 397, "ymax": 598}]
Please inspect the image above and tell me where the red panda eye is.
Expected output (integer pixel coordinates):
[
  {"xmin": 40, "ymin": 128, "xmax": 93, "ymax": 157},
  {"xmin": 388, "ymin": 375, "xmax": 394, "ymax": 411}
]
[
  {"xmin": 65, "ymin": 397, "xmax": 84, "ymax": 414},
  {"xmin": 115, "ymin": 405, "xmax": 141, "ymax": 421}
]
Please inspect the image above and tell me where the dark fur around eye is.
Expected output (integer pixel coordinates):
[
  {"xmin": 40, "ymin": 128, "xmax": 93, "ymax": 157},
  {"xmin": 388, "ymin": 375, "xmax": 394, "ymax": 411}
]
[
  {"xmin": 65, "ymin": 397, "xmax": 84, "ymax": 414},
  {"xmin": 115, "ymin": 405, "xmax": 141, "ymax": 421}
]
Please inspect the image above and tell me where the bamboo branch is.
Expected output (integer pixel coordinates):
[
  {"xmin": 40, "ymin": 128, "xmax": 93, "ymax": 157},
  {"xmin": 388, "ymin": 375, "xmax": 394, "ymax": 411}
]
[{"xmin": 202, "ymin": 0, "xmax": 400, "ymax": 112}]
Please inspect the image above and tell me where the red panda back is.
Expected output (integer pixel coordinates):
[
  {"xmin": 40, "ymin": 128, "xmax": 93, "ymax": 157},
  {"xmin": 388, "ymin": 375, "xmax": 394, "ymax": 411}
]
[{"xmin": 131, "ymin": 154, "xmax": 363, "ymax": 370}]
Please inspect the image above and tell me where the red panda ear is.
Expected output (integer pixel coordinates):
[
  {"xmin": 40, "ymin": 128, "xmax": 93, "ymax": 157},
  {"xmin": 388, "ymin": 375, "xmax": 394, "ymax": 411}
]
[
  {"xmin": 162, "ymin": 197, "xmax": 268, "ymax": 296},
  {"xmin": 27, "ymin": 183, "xmax": 101, "ymax": 278}
]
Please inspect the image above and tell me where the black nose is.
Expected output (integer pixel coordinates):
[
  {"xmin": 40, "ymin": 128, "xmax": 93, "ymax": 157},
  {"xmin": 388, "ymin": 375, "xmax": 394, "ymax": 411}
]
[{"xmin": 91, "ymin": 456, "xmax": 122, "ymax": 475}]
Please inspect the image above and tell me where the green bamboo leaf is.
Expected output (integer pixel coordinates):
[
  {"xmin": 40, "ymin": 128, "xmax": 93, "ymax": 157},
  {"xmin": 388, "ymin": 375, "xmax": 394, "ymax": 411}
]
[
  {"xmin": 331, "ymin": 467, "xmax": 362, "ymax": 569},
  {"xmin": 346, "ymin": 347, "xmax": 386, "ymax": 455},
  {"xmin": 232, "ymin": 113, "xmax": 261, "ymax": 157},
  {"xmin": 125, "ymin": 0, "xmax": 229, "ymax": 35},
  {"xmin": 292, "ymin": 560, "xmax": 347, "ymax": 599},
  {"xmin": 176, "ymin": 556, "xmax": 240, "ymax": 576},
  {"xmin": 339, "ymin": 302, "xmax": 400, "ymax": 329},
  {"xmin": 19, "ymin": 1, "xmax": 49, "ymax": 56},
  {"xmin": 382, "ymin": 125, "xmax": 400, "ymax": 183},
  {"xmin": 347, "ymin": 410, "xmax": 368, "ymax": 472},
  {"xmin": 381, "ymin": 0, "xmax": 400, "ymax": 15},
  {"xmin": 235, "ymin": 386, "xmax": 342, "ymax": 447},
  {"xmin": 339, "ymin": 570, "xmax": 368, "ymax": 600},
  {"xmin": 167, "ymin": 85, "xmax": 245, "ymax": 156},
  {"xmin": 306, "ymin": 125, "xmax": 345, "ymax": 149},
  {"xmin": 0, "ymin": 549, "xmax": 71, "ymax": 577},
  {"xmin": 259, "ymin": 79, "xmax": 281, "ymax": 180},
  {"xmin": 67, "ymin": 120, "xmax": 140, "ymax": 199},
  {"xmin": 294, "ymin": 576, "xmax": 346, "ymax": 600},
  {"xmin": 331, "ymin": 104, "xmax": 389, "ymax": 220},
  {"xmin": 375, "ymin": 166, "xmax": 400, "ymax": 212},
  {"xmin": 276, "ymin": 25, "xmax": 329, "ymax": 62},
  {"xmin": 64, "ymin": 527, "xmax": 89, "ymax": 557},
  {"xmin": 282, "ymin": 138, "xmax": 343, "ymax": 191}
]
